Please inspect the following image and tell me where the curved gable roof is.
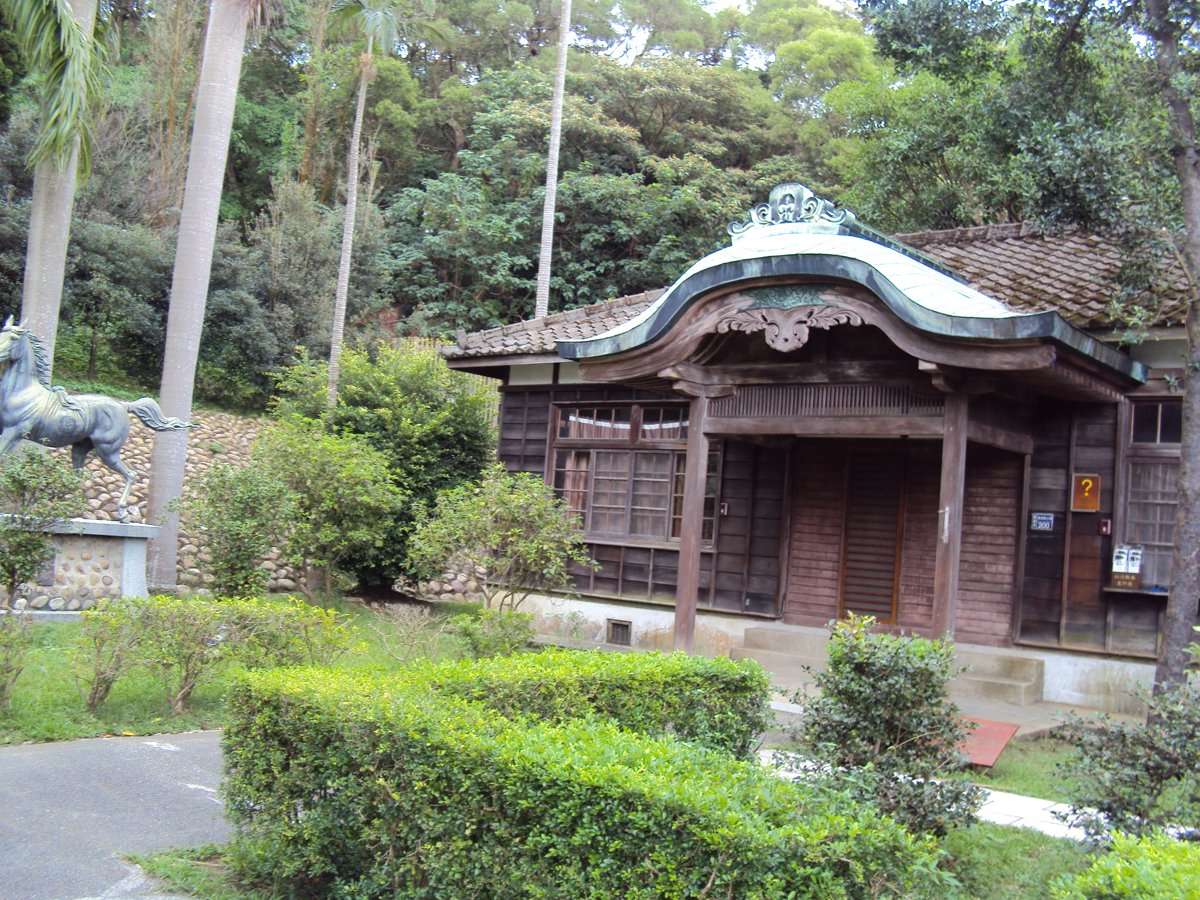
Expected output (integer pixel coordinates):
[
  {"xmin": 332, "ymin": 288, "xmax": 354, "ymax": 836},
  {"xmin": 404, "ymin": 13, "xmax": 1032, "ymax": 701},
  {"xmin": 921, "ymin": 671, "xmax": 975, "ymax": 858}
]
[{"xmin": 555, "ymin": 184, "xmax": 1143, "ymax": 382}]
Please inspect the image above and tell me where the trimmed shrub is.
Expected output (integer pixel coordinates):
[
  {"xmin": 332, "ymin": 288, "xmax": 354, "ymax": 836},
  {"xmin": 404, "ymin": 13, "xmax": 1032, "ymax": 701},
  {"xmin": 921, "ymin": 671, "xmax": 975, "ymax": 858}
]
[
  {"xmin": 73, "ymin": 596, "xmax": 353, "ymax": 714},
  {"xmin": 448, "ymin": 607, "xmax": 536, "ymax": 659},
  {"xmin": 1050, "ymin": 832, "xmax": 1200, "ymax": 898},
  {"xmin": 421, "ymin": 648, "xmax": 773, "ymax": 758},
  {"xmin": 794, "ymin": 615, "xmax": 983, "ymax": 834},
  {"xmin": 224, "ymin": 668, "xmax": 955, "ymax": 899}
]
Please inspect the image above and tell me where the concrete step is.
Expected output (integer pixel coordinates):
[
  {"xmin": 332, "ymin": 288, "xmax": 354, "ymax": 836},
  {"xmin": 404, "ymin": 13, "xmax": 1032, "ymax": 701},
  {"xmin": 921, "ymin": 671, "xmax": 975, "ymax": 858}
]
[
  {"xmin": 730, "ymin": 647, "xmax": 823, "ymax": 692},
  {"xmin": 955, "ymin": 648, "xmax": 1044, "ymax": 684},
  {"xmin": 950, "ymin": 673, "xmax": 1042, "ymax": 706},
  {"xmin": 741, "ymin": 625, "xmax": 830, "ymax": 657}
]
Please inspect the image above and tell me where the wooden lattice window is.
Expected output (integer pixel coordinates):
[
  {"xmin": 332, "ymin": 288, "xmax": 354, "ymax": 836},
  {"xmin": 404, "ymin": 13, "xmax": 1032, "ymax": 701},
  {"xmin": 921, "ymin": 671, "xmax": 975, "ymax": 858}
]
[
  {"xmin": 1125, "ymin": 400, "xmax": 1182, "ymax": 591},
  {"xmin": 551, "ymin": 402, "xmax": 716, "ymax": 545}
]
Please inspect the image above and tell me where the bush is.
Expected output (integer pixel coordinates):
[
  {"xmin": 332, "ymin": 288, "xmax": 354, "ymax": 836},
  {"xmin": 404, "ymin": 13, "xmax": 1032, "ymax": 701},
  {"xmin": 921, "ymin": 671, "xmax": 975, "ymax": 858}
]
[
  {"xmin": 253, "ymin": 420, "xmax": 405, "ymax": 599},
  {"xmin": 409, "ymin": 463, "xmax": 596, "ymax": 611},
  {"xmin": 224, "ymin": 667, "xmax": 955, "ymax": 899},
  {"xmin": 73, "ymin": 596, "xmax": 353, "ymax": 714},
  {"xmin": 0, "ymin": 614, "xmax": 32, "ymax": 710},
  {"xmin": 794, "ymin": 615, "xmax": 982, "ymax": 834},
  {"xmin": 1058, "ymin": 680, "xmax": 1200, "ymax": 840},
  {"xmin": 448, "ymin": 607, "xmax": 535, "ymax": 659},
  {"xmin": 1050, "ymin": 832, "xmax": 1200, "ymax": 898},
  {"xmin": 271, "ymin": 343, "xmax": 496, "ymax": 587},
  {"xmin": 180, "ymin": 463, "xmax": 298, "ymax": 597},
  {"xmin": 422, "ymin": 648, "xmax": 773, "ymax": 758},
  {"xmin": 0, "ymin": 448, "xmax": 87, "ymax": 608}
]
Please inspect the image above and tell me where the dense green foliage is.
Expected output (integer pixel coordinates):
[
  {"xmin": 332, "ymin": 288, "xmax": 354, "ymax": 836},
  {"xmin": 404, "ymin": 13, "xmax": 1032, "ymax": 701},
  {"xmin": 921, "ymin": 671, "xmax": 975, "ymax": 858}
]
[
  {"xmin": 74, "ymin": 595, "xmax": 353, "ymax": 714},
  {"xmin": 224, "ymin": 664, "xmax": 953, "ymax": 898},
  {"xmin": 0, "ymin": 612, "xmax": 30, "ymax": 709},
  {"xmin": 420, "ymin": 648, "xmax": 773, "ymax": 758},
  {"xmin": 1, "ymin": 0, "xmax": 1174, "ymax": 407},
  {"xmin": 179, "ymin": 463, "xmax": 298, "ymax": 597},
  {"xmin": 252, "ymin": 418, "xmax": 405, "ymax": 597},
  {"xmin": 408, "ymin": 463, "xmax": 593, "ymax": 610},
  {"xmin": 794, "ymin": 615, "xmax": 983, "ymax": 834},
  {"xmin": 447, "ymin": 607, "xmax": 537, "ymax": 659},
  {"xmin": 1058, "ymin": 681, "xmax": 1200, "ymax": 839},
  {"xmin": 1050, "ymin": 832, "xmax": 1200, "ymax": 899},
  {"xmin": 270, "ymin": 342, "xmax": 496, "ymax": 587},
  {"xmin": 0, "ymin": 447, "xmax": 87, "ymax": 608}
]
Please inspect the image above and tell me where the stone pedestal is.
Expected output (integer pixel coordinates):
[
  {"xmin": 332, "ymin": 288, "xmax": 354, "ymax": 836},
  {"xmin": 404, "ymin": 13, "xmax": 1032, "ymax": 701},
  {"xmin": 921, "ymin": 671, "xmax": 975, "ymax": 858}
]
[{"xmin": 20, "ymin": 519, "xmax": 160, "ymax": 611}]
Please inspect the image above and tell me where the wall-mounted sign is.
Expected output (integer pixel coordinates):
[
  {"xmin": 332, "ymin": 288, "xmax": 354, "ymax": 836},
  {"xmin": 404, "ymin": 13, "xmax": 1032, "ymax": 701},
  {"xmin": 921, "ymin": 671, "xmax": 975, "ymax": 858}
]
[
  {"xmin": 1030, "ymin": 512, "xmax": 1055, "ymax": 532},
  {"xmin": 1072, "ymin": 473, "xmax": 1102, "ymax": 512}
]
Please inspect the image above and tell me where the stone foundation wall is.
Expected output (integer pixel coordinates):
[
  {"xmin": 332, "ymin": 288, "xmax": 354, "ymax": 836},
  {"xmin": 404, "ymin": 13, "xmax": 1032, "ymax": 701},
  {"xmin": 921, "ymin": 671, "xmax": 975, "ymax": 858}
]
[
  {"xmin": 20, "ymin": 534, "xmax": 122, "ymax": 610},
  {"xmin": 67, "ymin": 410, "xmax": 303, "ymax": 594}
]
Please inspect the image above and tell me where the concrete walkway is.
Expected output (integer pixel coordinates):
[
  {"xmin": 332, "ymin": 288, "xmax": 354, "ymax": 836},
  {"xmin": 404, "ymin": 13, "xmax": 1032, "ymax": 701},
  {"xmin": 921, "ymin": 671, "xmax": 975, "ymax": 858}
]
[{"xmin": 0, "ymin": 730, "xmax": 228, "ymax": 900}]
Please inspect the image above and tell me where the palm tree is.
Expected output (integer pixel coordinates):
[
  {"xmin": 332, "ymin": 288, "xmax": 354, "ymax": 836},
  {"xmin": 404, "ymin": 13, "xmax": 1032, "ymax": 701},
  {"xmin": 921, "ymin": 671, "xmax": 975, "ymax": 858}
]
[
  {"xmin": 325, "ymin": 0, "xmax": 408, "ymax": 407},
  {"xmin": 534, "ymin": 0, "xmax": 572, "ymax": 320},
  {"xmin": 7, "ymin": 0, "xmax": 101, "ymax": 372},
  {"xmin": 146, "ymin": 0, "xmax": 269, "ymax": 589}
]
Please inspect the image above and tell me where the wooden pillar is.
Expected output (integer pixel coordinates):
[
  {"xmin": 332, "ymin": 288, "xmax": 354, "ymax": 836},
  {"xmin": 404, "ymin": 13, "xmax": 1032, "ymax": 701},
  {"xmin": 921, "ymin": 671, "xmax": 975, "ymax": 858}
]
[
  {"xmin": 673, "ymin": 396, "xmax": 710, "ymax": 652},
  {"xmin": 932, "ymin": 394, "xmax": 968, "ymax": 637}
]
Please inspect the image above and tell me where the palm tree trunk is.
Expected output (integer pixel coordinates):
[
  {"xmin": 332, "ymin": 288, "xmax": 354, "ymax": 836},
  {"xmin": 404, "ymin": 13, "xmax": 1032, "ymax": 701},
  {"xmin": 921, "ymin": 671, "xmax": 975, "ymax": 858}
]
[
  {"xmin": 326, "ymin": 36, "xmax": 373, "ymax": 408},
  {"xmin": 19, "ymin": 0, "xmax": 99, "ymax": 375},
  {"xmin": 147, "ymin": 0, "xmax": 251, "ymax": 589},
  {"xmin": 534, "ymin": 0, "xmax": 572, "ymax": 320}
]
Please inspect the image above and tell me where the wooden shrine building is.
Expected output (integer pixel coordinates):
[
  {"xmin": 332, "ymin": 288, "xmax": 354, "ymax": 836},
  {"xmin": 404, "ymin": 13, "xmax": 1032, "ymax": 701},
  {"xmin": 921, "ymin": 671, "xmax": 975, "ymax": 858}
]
[{"xmin": 445, "ymin": 183, "xmax": 1194, "ymax": 710}]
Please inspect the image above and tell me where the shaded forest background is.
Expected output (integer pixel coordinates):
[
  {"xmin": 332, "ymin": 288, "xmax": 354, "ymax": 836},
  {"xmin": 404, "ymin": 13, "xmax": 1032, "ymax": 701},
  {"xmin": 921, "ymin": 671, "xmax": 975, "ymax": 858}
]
[{"xmin": 0, "ymin": 0, "xmax": 1178, "ymax": 410}]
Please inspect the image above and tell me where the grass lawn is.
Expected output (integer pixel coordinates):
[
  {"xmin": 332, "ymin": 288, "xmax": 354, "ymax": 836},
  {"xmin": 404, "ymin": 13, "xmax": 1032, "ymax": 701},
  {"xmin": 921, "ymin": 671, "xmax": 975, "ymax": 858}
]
[
  {"xmin": 0, "ymin": 599, "xmax": 456, "ymax": 745},
  {"xmin": 970, "ymin": 735, "xmax": 1077, "ymax": 804}
]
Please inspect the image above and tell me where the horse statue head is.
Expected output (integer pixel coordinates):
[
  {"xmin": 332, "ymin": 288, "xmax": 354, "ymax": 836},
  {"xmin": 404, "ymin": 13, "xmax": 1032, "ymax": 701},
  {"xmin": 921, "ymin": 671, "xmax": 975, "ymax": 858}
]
[{"xmin": 0, "ymin": 316, "xmax": 52, "ymax": 388}]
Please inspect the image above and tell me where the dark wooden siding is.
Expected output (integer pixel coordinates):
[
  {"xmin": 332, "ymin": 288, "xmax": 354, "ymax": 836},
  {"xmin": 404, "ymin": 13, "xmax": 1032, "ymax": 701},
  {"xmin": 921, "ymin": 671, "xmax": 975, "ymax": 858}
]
[
  {"xmin": 784, "ymin": 442, "xmax": 845, "ymax": 625},
  {"xmin": 1018, "ymin": 402, "xmax": 1117, "ymax": 650},
  {"xmin": 896, "ymin": 450, "xmax": 939, "ymax": 633},
  {"xmin": 957, "ymin": 446, "xmax": 1023, "ymax": 646}
]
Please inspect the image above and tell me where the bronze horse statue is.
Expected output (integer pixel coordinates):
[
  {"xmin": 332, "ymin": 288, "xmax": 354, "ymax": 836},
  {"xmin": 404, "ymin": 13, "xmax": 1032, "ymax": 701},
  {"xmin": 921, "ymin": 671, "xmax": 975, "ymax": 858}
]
[{"xmin": 0, "ymin": 317, "xmax": 192, "ymax": 520}]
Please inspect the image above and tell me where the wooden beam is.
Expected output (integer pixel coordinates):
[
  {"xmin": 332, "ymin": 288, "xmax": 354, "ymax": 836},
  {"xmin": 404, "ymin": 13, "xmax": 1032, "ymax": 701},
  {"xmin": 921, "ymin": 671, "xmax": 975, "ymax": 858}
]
[
  {"xmin": 966, "ymin": 421, "xmax": 1034, "ymax": 454},
  {"xmin": 932, "ymin": 394, "xmax": 969, "ymax": 637},
  {"xmin": 706, "ymin": 416, "xmax": 944, "ymax": 438},
  {"xmin": 673, "ymin": 396, "xmax": 710, "ymax": 652}
]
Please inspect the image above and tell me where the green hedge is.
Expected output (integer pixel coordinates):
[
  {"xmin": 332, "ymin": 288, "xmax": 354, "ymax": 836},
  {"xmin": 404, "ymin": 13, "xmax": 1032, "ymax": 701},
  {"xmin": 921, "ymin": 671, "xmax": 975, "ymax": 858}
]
[
  {"xmin": 418, "ymin": 649, "xmax": 773, "ymax": 758},
  {"xmin": 224, "ymin": 668, "xmax": 953, "ymax": 899},
  {"xmin": 1051, "ymin": 832, "xmax": 1200, "ymax": 898}
]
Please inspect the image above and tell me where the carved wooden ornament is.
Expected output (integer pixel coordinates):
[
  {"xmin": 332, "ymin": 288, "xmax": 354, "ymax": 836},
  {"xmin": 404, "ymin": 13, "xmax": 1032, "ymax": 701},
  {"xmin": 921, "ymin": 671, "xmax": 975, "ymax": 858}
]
[{"xmin": 715, "ymin": 304, "xmax": 863, "ymax": 352}]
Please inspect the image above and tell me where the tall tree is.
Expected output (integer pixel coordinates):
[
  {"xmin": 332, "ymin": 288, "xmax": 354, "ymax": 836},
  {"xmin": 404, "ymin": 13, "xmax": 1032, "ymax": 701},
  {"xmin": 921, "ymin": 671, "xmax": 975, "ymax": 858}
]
[
  {"xmin": 533, "ymin": 0, "xmax": 571, "ymax": 319},
  {"xmin": 326, "ymin": 0, "xmax": 410, "ymax": 406},
  {"xmin": 8, "ymin": 0, "xmax": 101, "ymax": 373},
  {"xmin": 146, "ymin": 0, "xmax": 267, "ymax": 589},
  {"xmin": 1140, "ymin": 0, "xmax": 1200, "ymax": 690}
]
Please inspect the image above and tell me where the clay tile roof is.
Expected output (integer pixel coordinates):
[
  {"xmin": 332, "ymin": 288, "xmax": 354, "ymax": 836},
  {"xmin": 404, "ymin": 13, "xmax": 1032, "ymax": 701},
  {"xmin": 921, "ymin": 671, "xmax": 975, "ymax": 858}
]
[
  {"xmin": 898, "ymin": 224, "xmax": 1188, "ymax": 328},
  {"xmin": 445, "ymin": 226, "xmax": 1188, "ymax": 360},
  {"xmin": 443, "ymin": 290, "xmax": 664, "ymax": 359}
]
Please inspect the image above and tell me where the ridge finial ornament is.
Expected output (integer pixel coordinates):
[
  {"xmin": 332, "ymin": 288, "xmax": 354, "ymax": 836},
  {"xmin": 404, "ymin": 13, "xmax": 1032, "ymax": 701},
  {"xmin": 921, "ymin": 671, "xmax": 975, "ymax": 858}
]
[{"xmin": 728, "ymin": 182, "xmax": 855, "ymax": 236}]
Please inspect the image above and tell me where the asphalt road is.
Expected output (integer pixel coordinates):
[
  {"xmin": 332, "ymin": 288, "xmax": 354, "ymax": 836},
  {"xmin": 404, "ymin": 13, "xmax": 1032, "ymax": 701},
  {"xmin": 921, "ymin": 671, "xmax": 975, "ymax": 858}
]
[{"xmin": 0, "ymin": 730, "xmax": 228, "ymax": 900}]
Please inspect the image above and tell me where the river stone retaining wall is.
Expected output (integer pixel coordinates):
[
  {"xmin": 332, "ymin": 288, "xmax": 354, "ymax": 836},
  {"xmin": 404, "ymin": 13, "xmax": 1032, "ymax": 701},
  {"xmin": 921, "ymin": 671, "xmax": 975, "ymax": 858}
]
[
  {"xmin": 13, "ymin": 520, "xmax": 157, "ymax": 611},
  {"xmin": 65, "ymin": 410, "xmax": 303, "ymax": 595}
]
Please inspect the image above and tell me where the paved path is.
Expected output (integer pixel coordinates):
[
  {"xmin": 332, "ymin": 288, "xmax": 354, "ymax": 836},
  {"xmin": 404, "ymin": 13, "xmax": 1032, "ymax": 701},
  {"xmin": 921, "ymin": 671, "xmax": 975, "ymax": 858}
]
[{"xmin": 0, "ymin": 731, "xmax": 228, "ymax": 900}]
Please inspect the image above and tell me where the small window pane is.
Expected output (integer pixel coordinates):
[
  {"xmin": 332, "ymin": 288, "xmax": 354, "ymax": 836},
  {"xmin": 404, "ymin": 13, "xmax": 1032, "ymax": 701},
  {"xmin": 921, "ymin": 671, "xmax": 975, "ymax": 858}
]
[
  {"xmin": 559, "ymin": 407, "xmax": 631, "ymax": 440},
  {"xmin": 553, "ymin": 450, "xmax": 590, "ymax": 519},
  {"xmin": 630, "ymin": 452, "xmax": 672, "ymax": 537},
  {"xmin": 1127, "ymin": 460, "xmax": 1179, "ymax": 590},
  {"xmin": 640, "ymin": 406, "xmax": 688, "ymax": 442},
  {"xmin": 1132, "ymin": 403, "xmax": 1159, "ymax": 443},
  {"xmin": 1160, "ymin": 402, "xmax": 1183, "ymax": 443}
]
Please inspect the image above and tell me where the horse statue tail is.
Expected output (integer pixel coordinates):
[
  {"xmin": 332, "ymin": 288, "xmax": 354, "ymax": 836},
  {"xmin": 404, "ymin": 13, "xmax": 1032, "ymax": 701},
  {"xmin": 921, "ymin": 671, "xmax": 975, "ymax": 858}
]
[{"xmin": 126, "ymin": 398, "xmax": 194, "ymax": 431}]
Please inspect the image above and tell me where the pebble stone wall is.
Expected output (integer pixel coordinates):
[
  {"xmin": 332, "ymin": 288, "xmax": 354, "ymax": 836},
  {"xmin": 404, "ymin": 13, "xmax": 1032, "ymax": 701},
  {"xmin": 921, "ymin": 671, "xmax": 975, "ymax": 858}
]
[{"xmin": 68, "ymin": 410, "xmax": 303, "ymax": 594}]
